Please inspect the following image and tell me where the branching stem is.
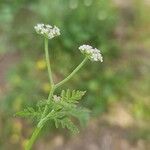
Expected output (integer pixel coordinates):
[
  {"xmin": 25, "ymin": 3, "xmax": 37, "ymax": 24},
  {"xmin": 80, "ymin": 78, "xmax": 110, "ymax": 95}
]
[
  {"xmin": 55, "ymin": 57, "xmax": 88, "ymax": 89},
  {"xmin": 25, "ymin": 38, "xmax": 88, "ymax": 150}
]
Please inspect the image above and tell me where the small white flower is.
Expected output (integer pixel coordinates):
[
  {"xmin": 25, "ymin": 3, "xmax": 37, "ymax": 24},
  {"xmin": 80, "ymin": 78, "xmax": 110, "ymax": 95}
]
[
  {"xmin": 34, "ymin": 23, "xmax": 60, "ymax": 39},
  {"xmin": 45, "ymin": 24, "xmax": 52, "ymax": 28},
  {"xmin": 53, "ymin": 95, "xmax": 61, "ymax": 102},
  {"xmin": 79, "ymin": 45, "xmax": 103, "ymax": 62}
]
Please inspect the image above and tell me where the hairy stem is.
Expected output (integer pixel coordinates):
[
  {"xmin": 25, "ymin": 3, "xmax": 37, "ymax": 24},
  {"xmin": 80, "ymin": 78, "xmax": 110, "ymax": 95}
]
[
  {"xmin": 40, "ymin": 86, "xmax": 55, "ymax": 120},
  {"xmin": 25, "ymin": 126, "xmax": 42, "ymax": 150},
  {"xmin": 25, "ymin": 52, "xmax": 88, "ymax": 149},
  {"xmin": 40, "ymin": 38, "xmax": 55, "ymax": 118},
  {"xmin": 55, "ymin": 57, "xmax": 88, "ymax": 89},
  {"xmin": 25, "ymin": 38, "xmax": 54, "ymax": 150},
  {"xmin": 44, "ymin": 38, "xmax": 54, "ymax": 86},
  {"xmin": 42, "ymin": 57, "xmax": 88, "ymax": 121}
]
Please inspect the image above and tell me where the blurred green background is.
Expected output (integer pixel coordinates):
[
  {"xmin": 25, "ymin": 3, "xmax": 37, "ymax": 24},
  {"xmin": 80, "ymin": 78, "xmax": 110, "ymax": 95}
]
[{"xmin": 0, "ymin": 0, "xmax": 149, "ymax": 150}]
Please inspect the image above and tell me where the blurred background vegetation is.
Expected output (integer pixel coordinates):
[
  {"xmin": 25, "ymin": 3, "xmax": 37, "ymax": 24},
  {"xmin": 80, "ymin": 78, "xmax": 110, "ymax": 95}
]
[{"xmin": 0, "ymin": 0, "xmax": 149, "ymax": 150}]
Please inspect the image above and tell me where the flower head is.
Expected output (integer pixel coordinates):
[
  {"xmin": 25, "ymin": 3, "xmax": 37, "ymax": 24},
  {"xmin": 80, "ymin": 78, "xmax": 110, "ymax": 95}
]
[
  {"xmin": 53, "ymin": 95, "xmax": 61, "ymax": 102},
  {"xmin": 79, "ymin": 44, "xmax": 103, "ymax": 62},
  {"xmin": 34, "ymin": 23, "xmax": 60, "ymax": 39}
]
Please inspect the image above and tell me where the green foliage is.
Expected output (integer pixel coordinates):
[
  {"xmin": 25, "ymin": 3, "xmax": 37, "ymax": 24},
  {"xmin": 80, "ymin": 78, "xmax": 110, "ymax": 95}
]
[
  {"xmin": 16, "ymin": 89, "xmax": 89, "ymax": 134},
  {"xmin": 15, "ymin": 107, "xmax": 41, "ymax": 120},
  {"xmin": 61, "ymin": 89, "xmax": 86, "ymax": 103},
  {"xmin": 54, "ymin": 118, "xmax": 79, "ymax": 135}
]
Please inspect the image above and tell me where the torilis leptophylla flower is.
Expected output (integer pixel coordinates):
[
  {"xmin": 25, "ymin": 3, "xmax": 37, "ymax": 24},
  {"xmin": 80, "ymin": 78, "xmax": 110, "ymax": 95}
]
[
  {"xmin": 79, "ymin": 45, "xmax": 103, "ymax": 62},
  {"xmin": 34, "ymin": 23, "xmax": 60, "ymax": 39},
  {"xmin": 53, "ymin": 95, "xmax": 61, "ymax": 102}
]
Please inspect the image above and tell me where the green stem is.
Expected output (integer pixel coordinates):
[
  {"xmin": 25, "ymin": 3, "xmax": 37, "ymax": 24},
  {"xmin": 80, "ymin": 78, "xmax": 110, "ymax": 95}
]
[
  {"xmin": 40, "ymin": 57, "xmax": 88, "ymax": 123},
  {"xmin": 40, "ymin": 87, "xmax": 55, "ymax": 119},
  {"xmin": 40, "ymin": 57, "xmax": 88, "ymax": 128},
  {"xmin": 37, "ymin": 109, "xmax": 54, "ymax": 128},
  {"xmin": 25, "ymin": 38, "xmax": 54, "ymax": 150},
  {"xmin": 55, "ymin": 57, "xmax": 88, "ymax": 89},
  {"xmin": 44, "ymin": 38, "xmax": 54, "ymax": 86},
  {"xmin": 25, "ymin": 55, "xmax": 88, "ymax": 150},
  {"xmin": 25, "ymin": 126, "xmax": 42, "ymax": 150},
  {"xmin": 40, "ymin": 38, "xmax": 55, "ymax": 119}
]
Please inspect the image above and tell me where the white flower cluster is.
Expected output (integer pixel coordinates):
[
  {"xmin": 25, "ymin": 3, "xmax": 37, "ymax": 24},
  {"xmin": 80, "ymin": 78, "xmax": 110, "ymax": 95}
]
[
  {"xmin": 79, "ymin": 45, "xmax": 103, "ymax": 62},
  {"xmin": 53, "ymin": 95, "xmax": 61, "ymax": 102},
  {"xmin": 34, "ymin": 23, "xmax": 60, "ymax": 39}
]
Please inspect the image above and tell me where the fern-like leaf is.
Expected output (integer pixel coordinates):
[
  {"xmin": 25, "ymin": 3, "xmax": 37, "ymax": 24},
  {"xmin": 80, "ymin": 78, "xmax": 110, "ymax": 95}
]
[
  {"xmin": 61, "ymin": 89, "xmax": 86, "ymax": 103},
  {"xmin": 15, "ymin": 107, "xmax": 40, "ymax": 120},
  {"xmin": 54, "ymin": 118, "xmax": 79, "ymax": 134}
]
